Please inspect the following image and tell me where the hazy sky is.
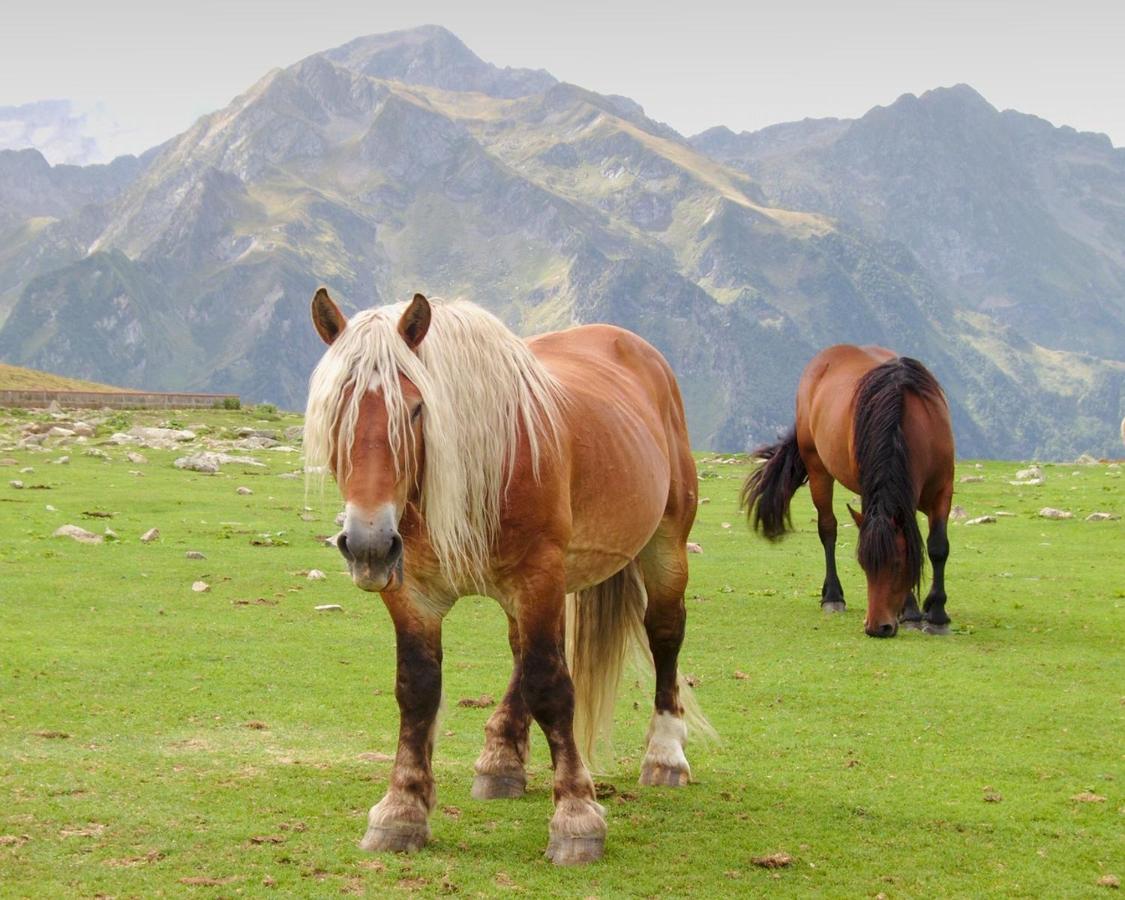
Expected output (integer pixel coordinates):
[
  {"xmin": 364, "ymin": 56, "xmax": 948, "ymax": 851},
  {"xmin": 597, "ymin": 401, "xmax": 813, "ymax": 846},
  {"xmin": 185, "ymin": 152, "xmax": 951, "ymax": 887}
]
[{"xmin": 2, "ymin": 0, "xmax": 1122, "ymax": 162}]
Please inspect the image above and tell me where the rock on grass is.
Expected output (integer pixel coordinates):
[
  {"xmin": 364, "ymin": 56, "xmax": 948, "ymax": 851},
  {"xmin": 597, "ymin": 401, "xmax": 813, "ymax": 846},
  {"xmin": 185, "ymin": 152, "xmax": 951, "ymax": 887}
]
[
  {"xmin": 53, "ymin": 524, "xmax": 102, "ymax": 544},
  {"xmin": 1038, "ymin": 507, "xmax": 1073, "ymax": 519},
  {"xmin": 140, "ymin": 528, "xmax": 160, "ymax": 543},
  {"xmin": 191, "ymin": 581, "xmax": 210, "ymax": 593}
]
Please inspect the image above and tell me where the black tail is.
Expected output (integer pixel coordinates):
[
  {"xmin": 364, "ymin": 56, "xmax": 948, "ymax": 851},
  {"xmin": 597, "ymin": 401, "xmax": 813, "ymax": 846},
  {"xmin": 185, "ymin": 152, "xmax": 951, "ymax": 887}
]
[
  {"xmin": 854, "ymin": 357, "xmax": 943, "ymax": 594},
  {"xmin": 740, "ymin": 428, "xmax": 808, "ymax": 541}
]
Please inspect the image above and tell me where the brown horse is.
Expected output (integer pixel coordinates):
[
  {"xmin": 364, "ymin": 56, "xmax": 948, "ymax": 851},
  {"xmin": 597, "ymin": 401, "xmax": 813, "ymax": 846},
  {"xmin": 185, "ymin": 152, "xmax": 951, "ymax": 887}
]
[
  {"xmin": 741, "ymin": 344, "xmax": 954, "ymax": 638},
  {"xmin": 304, "ymin": 289, "xmax": 709, "ymax": 865}
]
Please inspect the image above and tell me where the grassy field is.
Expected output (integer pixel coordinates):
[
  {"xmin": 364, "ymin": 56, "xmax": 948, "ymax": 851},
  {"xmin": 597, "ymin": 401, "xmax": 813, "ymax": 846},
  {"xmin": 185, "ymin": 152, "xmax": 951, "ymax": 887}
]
[
  {"xmin": 0, "ymin": 364, "xmax": 123, "ymax": 393},
  {"xmin": 0, "ymin": 407, "xmax": 1121, "ymax": 897}
]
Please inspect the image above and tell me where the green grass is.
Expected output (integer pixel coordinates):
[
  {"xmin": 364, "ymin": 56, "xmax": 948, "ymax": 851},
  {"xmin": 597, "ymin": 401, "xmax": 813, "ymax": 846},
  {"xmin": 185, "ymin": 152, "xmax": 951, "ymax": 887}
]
[{"xmin": 1, "ymin": 409, "xmax": 1121, "ymax": 897}]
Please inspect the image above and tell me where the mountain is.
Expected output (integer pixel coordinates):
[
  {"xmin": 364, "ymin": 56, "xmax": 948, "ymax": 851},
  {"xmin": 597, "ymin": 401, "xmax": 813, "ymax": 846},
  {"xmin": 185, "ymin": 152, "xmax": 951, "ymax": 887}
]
[
  {"xmin": 692, "ymin": 85, "xmax": 1125, "ymax": 363},
  {"xmin": 0, "ymin": 29, "xmax": 1121, "ymax": 457}
]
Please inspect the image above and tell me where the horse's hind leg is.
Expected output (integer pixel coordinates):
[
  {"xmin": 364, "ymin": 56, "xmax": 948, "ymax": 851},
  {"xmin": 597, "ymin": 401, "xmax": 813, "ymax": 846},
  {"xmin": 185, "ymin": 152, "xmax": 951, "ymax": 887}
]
[
  {"xmin": 922, "ymin": 504, "xmax": 952, "ymax": 636},
  {"xmin": 807, "ymin": 462, "xmax": 846, "ymax": 612},
  {"xmin": 637, "ymin": 530, "xmax": 692, "ymax": 787},
  {"xmin": 472, "ymin": 613, "xmax": 531, "ymax": 799}
]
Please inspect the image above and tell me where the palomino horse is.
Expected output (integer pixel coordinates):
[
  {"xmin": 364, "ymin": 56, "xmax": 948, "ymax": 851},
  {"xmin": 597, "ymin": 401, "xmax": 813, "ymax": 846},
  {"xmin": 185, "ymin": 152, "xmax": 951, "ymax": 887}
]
[
  {"xmin": 741, "ymin": 345, "xmax": 954, "ymax": 637},
  {"xmin": 304, "ymin": 289, "xmax": 709, "ymax": 865}
]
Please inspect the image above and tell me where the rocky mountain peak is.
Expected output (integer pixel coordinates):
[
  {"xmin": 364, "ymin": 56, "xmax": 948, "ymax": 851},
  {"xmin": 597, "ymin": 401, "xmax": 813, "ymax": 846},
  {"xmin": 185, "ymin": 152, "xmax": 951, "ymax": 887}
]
[{"xmin": 321, "ymin": 24, "xmax": 556, "ymax": 98}]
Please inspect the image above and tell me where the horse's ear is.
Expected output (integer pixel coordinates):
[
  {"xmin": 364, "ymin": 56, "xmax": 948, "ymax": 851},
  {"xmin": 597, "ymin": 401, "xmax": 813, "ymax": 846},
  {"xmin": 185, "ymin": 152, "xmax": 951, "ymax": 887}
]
[
  {"xmin": 398, "ymin": 293, "xmax": 431, "ymax": 350},
  {"xmin": 846, "ymin": 504, "xmax": 864, "ymax": 528},
  {"xmin": 311, "ymin": 287, "xmax": 347, "ymax": 345}
]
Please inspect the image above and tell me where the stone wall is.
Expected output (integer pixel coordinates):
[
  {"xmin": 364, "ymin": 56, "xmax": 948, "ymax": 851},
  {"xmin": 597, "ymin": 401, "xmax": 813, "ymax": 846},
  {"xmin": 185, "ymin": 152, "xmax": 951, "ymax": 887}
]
[{"xmin": 0, "ymin": 390, "xmax": 240, "ymax": 410}]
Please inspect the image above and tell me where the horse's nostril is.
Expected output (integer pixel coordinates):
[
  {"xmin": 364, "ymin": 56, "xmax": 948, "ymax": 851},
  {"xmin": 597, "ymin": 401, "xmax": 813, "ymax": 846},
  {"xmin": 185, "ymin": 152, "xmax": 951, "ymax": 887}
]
[
  {"xmin": 388, "ymin": 532, "xmax": 403, "ymax": 561},
  {"xmin": 336, "ymin": 532, "xmax": 352, "ymax": 559},
  {"xmin": 880, "ymin": 623, "xmax": 896, "ymax": 638}
]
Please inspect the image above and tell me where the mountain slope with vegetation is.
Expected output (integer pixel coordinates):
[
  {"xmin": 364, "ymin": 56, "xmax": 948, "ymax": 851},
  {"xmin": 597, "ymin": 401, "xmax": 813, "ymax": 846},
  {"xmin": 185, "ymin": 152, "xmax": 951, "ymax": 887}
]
[{"xmin": 0, "ymin": 28, "xmax": 1121, "ymax": 457}]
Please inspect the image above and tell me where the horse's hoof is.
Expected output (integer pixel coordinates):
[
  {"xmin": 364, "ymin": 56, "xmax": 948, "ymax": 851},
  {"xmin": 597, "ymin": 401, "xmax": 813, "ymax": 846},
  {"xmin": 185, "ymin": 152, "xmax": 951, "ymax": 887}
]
[
  {"xmin": 821, "ymin": 600, "xmax": 846, "ymax": 614},
  {"xmin": 899, "ymin": 618, "xmax": 925, "ymax": 631},
  {"xmin": 923, "ymin": 621, "xmax": 951, "ymax": 636},
  {"xmin": 547, "ymin": 798, "xmax": 606, "ymax": 865},
  {"xmin": 359, "ymin": 821, "xmax": 429, "ymax": 854},
  {"xmin": 546, "ymin": 834, "xmax": 605, "ymax": 866},
  {"xmin": 639, "ymin": 762, "xmax": 690, "ymax": 787},
  {"xmin": 471, "ymin": 772, "xmax": 526, "ymax": 800}
]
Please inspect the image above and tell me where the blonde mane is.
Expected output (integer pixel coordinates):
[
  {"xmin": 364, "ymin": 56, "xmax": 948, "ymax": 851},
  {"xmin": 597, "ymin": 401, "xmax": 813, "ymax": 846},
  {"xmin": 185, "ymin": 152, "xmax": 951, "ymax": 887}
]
[{"xmin": 304, "ymin": 297, "xmax": 565, "ymax": 585}]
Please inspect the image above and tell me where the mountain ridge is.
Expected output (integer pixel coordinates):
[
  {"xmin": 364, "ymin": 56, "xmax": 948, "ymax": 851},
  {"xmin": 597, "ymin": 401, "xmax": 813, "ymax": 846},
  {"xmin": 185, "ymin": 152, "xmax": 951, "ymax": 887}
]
[{"xmin": 0, "ymin": 27, "xmax": 1121, "ymax": 457}]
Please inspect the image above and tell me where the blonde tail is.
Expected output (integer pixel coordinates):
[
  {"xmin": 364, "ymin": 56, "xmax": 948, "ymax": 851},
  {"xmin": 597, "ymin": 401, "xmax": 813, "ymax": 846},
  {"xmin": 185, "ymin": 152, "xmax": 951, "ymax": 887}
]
[{"xmin": 566, "ymin": 562, "xmax": 714, "ymax": 769}]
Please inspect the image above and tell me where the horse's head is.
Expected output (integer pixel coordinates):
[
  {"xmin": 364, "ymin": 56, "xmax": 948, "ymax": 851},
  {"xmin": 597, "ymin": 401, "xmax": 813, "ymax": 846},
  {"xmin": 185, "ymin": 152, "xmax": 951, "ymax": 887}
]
[
  {"xmin": 848, "ymin": 504, "xmax": 918, "ymax": 638},
  {"xmin": 311, "ymin": 288, "xmax": 432, "ymax": 592}
]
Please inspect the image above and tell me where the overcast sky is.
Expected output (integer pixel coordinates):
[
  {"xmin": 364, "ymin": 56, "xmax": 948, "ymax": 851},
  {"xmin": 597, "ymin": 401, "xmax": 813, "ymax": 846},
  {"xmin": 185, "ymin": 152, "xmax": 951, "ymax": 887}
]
[{"xmin": 2, "ymin": 0, "xmax": 1122, "ymax": 163}]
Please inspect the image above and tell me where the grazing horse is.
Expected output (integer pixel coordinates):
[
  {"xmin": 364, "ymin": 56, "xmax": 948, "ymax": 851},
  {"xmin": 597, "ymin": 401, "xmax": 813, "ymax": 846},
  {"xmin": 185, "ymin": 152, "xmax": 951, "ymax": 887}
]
[
  {"xmin": 740, "ymin": 345, "xmax": 954, "ymax": 638},
  {"xmin": 304, "ymin": 289, "xmax": 709, "ymax": 865}
]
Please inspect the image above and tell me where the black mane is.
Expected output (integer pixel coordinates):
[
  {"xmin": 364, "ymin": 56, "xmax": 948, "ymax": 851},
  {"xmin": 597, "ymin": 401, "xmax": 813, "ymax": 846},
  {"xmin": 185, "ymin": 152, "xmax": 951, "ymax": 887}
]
[{"xmin": 853, "ymin": 357, "xmax": 944, "ymax": 591}]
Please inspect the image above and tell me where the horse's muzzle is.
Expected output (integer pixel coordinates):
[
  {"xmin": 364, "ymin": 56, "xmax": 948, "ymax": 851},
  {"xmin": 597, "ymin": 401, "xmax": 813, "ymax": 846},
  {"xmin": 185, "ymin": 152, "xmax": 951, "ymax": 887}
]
[
  {"xmin": 337, "ymin": 504, "xmax": 403, "ymax": 592},
  {"xmin": 865, "ymin": 621, "xmax": 898, "ymax": 638}
]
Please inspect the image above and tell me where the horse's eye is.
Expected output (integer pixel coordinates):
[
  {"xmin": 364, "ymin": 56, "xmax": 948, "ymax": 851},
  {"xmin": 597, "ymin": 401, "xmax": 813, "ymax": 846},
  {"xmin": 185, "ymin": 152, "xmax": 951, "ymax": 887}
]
[{"xmin": 411, "ymin": 404, "xmax": 423, "ymax": 422}]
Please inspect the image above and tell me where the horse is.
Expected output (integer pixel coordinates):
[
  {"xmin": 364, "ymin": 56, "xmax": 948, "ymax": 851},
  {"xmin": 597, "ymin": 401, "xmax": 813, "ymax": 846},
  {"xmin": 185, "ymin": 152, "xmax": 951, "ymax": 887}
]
[
  {"xmin": 304, "ymin": 288, "xmax": 710, "ymax": 865},
  {"xmin": 740, "ymin": 344, "xmax": 954, "ymax": 638}
]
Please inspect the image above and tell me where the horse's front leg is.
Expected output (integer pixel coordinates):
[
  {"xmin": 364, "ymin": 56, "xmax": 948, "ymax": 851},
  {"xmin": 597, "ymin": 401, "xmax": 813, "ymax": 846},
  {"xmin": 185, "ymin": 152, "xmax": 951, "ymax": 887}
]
[
  {"xmin": 922, "ymin": 512, "xmax": 952, "ymax": 635},
  {"xmin": 899, "ymin": 591, "xmax": 924, "ymax": 630},
  {"xmin": 360, "ymin": 592, "xmax": 443, "ymax": 854},
  {"xmin": 510, "ymin": 551, "xmax": 606, "ymax": 865},
  {"xmin": 472, "ymin": 613, "xmax": 531, "ymax": 799}
]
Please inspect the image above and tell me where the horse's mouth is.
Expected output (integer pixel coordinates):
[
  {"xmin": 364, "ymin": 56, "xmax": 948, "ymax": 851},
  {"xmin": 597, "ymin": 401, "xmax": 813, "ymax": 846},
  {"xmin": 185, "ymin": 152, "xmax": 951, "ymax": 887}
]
[{"xmin": 350, "ymin": 556, "xmax": 403, "ymax": 593}]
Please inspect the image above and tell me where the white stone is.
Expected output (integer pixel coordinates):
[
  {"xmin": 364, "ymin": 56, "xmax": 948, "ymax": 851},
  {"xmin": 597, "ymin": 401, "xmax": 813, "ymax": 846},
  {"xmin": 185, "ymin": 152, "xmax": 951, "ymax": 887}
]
[
  {"xmin": 965, "ymin": 515, "xmax": 997, "ymax": 526},
  {"xmin": 54, "ymin": 524, "xmax": 102, "ymax": 544},
  {"xmin": 1038, "ymin": 507, "xmax": 1073, "ymax": 519},
  {"xmin": 315, "ymin": 604, "xmax": 343, "ymax": 612},
  {"xmin": 131, "ymin": 426, "xmax": 196, "ymax": 443},
  {"xmin": 236, "ymin": 486, "xmax": 253, "ymax": 495},
  {"xmin": 686, "ymin": 542, "xmax": 703, "ymax": 554},
  {"xmin": 174, "ymin": 452, "xmax": 264, "ymax": 473},
  {"xmin": 140, "ymin": 528, "xmax": 160, "ymax": 543},
  {"xmin": 191, "ymin": 581, "xmax": 211, "ymax": 593}
]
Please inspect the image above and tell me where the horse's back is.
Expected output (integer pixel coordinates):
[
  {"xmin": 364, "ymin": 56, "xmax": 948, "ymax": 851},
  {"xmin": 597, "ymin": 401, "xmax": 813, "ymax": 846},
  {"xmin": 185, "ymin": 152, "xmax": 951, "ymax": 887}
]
[
  {"xmin": 796, "ymin": 344, "xmax": 953, "ymax": 506},
  {"xmin": 796, "ymin": 345, "xmax": 895, "ymax": 489}
]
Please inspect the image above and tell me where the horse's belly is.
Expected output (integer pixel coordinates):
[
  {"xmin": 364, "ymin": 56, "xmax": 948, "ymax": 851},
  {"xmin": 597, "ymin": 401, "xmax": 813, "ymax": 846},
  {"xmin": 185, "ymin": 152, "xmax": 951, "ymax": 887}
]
[{"xmin": 562, "ymin": 454, "xmax": 669, "ymax": 592}]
